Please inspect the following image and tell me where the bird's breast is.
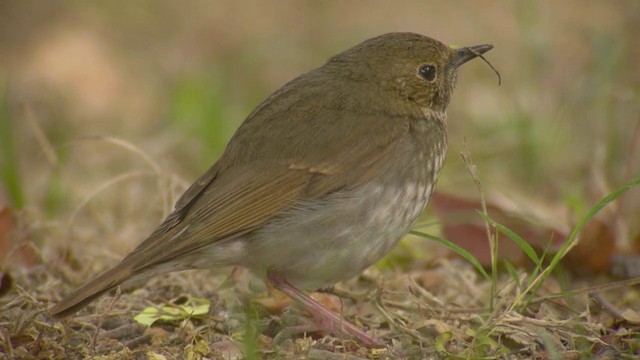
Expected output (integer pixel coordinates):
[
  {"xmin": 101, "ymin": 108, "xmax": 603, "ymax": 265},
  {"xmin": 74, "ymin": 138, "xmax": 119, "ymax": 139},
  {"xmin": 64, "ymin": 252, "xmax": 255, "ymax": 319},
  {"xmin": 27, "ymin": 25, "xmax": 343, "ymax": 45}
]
[{"xmin": 234, "ymin": 122, "xmax": 448, "ymax": 290}]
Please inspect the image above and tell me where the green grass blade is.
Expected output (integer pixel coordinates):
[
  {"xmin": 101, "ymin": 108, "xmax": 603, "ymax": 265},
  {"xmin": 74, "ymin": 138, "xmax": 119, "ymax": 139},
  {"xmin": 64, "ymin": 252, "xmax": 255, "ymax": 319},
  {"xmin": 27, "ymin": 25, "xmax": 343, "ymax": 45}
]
[
  {"xmin": 410, "ymin": 230, "xmax": 490, "ymax": 281},
  {"xmin": 503, "ymin": 261, "xmax": 522, "ymax": 290},
  {"xmin": 512, "ymin": 175, "xmax": 640, "ymax": 311},
  {"xmin": 0, "ymin": 82, "xmax": 24, "ymax": 209},
  {"xmin": 477, "ymin": 212, "xmax": 541, "ymax": 266}
]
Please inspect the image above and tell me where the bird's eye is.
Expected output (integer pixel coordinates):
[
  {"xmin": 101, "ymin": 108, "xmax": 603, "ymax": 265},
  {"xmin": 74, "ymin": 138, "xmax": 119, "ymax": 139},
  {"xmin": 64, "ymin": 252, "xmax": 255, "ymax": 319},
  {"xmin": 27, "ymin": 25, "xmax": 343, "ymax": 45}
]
[{"xmin": 418, "ymin": 64, "xmax": 437, "ymax": 82}]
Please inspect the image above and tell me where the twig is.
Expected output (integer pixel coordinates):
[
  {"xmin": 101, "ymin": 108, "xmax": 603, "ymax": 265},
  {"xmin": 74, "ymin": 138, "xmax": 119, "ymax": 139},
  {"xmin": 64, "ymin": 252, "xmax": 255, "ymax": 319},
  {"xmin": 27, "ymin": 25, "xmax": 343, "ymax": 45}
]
[
  {"xmin": 589, "ymin": 292, "xmax": 625, "ymax": 321},
  {"xmin": 461, "ymin": 139, "xmax": 497, "ymax": 310},
  {"xmin": 21, "ymin": 102, "xmax": 58, "ymax": 165},
  {"xmin": 468, "ymin": 47, "xmax": 501, "ymax": 86}
]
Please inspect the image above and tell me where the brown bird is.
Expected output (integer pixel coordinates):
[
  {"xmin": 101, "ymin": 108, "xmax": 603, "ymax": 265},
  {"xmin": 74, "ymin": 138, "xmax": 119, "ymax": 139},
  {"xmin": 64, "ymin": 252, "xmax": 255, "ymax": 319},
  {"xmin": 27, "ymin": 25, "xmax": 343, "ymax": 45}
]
[{"xmin": 50, "ymin": 32, "xmax": 493, "ymax": 346}]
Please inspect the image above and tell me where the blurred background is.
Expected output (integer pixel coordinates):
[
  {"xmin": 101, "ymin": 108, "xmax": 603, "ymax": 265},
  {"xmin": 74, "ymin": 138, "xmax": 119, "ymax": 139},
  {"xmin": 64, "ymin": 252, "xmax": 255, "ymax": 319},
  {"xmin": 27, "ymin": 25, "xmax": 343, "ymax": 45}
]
[{"xmin": 0, "ymin": 0, "xmax": 638, "ymax": 263}]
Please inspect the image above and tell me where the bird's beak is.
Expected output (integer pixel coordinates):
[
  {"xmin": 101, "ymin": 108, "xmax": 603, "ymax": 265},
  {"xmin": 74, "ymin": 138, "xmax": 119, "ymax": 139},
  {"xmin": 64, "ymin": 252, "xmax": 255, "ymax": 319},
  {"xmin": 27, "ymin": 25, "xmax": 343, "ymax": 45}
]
[{"xmin": 449, "ymin": 44, "xmax": 494, "ymax": 69}]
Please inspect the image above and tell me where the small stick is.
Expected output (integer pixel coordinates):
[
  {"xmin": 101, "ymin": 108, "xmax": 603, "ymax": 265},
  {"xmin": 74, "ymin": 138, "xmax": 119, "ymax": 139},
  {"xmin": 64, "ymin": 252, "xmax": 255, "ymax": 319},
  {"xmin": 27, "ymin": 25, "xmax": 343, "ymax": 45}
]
[{"xmin": 469, "ymin": 48, "xmax": 501, "ymax": 85}]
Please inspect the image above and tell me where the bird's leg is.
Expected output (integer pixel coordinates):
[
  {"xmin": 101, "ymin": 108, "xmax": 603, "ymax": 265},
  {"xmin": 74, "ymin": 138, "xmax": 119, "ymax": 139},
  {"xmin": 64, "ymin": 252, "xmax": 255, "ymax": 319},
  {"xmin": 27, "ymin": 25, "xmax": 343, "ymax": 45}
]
[{"xmin": 266, "ymin": 271, "xmax": 384, "ymax": 348}]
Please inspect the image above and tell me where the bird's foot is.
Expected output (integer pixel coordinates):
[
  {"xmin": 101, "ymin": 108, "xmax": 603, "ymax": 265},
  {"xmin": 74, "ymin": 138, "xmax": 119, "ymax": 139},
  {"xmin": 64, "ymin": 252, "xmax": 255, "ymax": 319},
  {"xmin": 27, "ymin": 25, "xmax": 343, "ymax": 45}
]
[{"xmin": 267, "ymin": 271, "xmax": 384, "ymax": 348}]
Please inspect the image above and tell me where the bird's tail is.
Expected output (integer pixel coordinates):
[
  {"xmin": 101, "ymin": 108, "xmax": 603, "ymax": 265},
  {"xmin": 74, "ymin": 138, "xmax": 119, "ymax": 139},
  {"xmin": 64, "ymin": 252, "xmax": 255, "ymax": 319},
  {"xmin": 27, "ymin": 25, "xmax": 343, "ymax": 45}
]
[{"xmin": 48, "ymin": 262, "xmax": 135, "ymax": 318}]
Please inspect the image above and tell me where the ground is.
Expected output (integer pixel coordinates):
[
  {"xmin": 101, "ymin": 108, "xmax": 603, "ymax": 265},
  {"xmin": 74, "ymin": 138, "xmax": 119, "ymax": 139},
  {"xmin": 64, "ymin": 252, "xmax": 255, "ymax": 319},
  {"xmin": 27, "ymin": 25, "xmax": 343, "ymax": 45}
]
[{"xmin": 1, "ymin": 1, "xmax": 639, "ymax": 359}]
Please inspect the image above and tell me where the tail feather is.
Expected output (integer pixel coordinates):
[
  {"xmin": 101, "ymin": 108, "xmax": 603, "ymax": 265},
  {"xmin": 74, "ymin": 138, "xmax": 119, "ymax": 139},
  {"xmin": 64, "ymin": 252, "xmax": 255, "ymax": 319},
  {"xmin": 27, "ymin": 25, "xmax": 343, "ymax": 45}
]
[{"xmin": 49, "ymin": 263, "xmax": 135, "ymax": 318}]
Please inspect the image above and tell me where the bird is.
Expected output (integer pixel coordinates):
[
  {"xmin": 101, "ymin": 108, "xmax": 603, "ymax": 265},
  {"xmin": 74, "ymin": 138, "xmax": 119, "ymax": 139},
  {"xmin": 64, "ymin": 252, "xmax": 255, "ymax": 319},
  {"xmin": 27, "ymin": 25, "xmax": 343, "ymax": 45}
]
[{"xmin": 49, "ymin": 32, "xmax": 493, "ymax": 347}]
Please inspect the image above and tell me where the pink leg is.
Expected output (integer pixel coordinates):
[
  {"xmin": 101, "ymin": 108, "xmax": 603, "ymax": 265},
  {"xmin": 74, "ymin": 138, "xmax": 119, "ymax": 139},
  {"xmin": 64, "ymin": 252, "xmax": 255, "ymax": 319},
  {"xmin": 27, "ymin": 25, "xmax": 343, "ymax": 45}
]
[{"xmin": 267, "ymin": 271, "xmax": 384, "ymax": 348}]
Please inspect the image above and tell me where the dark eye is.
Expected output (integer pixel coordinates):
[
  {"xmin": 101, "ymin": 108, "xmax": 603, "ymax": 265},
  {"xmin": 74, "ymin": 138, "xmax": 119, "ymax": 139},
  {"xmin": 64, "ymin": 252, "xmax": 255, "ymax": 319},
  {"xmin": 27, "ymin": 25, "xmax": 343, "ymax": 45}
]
[{"xmin": 418, "ymin": 64, "xmax": 437, "ymax": 82}]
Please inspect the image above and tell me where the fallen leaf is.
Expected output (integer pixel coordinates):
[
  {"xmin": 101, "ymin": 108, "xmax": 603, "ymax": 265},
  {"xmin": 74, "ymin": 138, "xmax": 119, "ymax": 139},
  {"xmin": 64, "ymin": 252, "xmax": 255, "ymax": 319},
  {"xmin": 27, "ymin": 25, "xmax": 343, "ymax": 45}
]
[
  {"xmin": 147, "ymin": 352, "xmax": 167, "ymax": 360},
  {"xmin": 430, "ymin": 192, "xmax": 566, "ymax": 266},
  {"xmin": 0, "ymin": 205, "xmax": 39, "ymax": 268},
  {"xmin": 429, "ymin": 192, "xmax": 629, "ymax": 276},
  {"xmin": 133, "ymin": 297, "xmax": 210, "ymax": 326},
  {"xmin": 563, "ymin": 219, "xmax": 616, "ymax": 275},
  {"xmin": 0, "ymin": 270, "xmax": 13, "ymax": 296},
  {"xmin": 620, "ymin": 309, "xmax": 640, "ymax": 324},
  {"xmin": 255, "ymin": 289, "xmax": 292, "ymax": 313}
]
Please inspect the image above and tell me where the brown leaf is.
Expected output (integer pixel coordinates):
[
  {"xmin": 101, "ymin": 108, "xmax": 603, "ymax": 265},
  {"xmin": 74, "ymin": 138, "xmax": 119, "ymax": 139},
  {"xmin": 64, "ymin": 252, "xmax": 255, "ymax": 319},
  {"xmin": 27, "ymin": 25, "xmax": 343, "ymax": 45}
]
[
  {"xmin": 0, "ymin": 205, "xmax": 39, "ymax": 268},
  {"xmin": 430, "ymin": 192, "xmax": 567, "ymax": 266},
  {"xmin": 0, "ymin": 270, "xmax": 13, "ymax": 296},
  {"xmin": 310, "ymin": 293, "xmax": 342, "ymax": 313},
  {"xmin": 255, "ymin": 289, "xmax": 342, "ymax": 315},
  {"xmin": 255, "ymin": 289, "xmax": 293, "ymax": 313},
  {"xmin": 563, "ymin": 220, "xmax": 616, "ymax": 275},
  {"xmin": 430, "ymin": 192, "xmax": 625, "ymax": 275}
]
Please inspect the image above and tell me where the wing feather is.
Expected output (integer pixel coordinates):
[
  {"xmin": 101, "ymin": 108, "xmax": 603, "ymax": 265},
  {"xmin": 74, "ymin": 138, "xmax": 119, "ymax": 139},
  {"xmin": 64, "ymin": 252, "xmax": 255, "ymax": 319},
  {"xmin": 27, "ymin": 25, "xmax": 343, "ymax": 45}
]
[{"xmin": 122, "ymin": 73, "xmax": 414, "ymax": 271}]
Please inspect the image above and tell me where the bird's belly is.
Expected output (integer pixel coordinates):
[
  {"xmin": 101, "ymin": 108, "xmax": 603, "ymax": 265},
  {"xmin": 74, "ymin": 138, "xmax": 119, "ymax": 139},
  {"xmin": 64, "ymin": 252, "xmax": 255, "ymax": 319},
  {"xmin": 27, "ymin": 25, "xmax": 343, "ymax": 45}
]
[{"xmin": 239, "ymin": 177, "xmax": 435, "ymax": 290}]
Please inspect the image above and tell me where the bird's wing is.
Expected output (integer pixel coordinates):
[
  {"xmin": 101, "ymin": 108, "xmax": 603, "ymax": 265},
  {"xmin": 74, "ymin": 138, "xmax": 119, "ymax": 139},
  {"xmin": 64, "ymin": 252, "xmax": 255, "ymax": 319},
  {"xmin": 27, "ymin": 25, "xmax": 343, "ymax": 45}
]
[
  {"xmin": 174, "ymin": 163, "xmax": 220, "ymax": 211},
  {"xmin": 123, "ymin": 110, "xmax": 411, "ymax": 271}
]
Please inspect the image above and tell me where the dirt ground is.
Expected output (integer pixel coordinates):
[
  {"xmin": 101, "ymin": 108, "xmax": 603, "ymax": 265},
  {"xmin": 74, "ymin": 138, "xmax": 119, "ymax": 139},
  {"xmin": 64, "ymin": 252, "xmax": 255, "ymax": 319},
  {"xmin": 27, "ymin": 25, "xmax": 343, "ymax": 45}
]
[{"xmin": 1, "ymin": 1, "xmax": 639, "ymax": 359}]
